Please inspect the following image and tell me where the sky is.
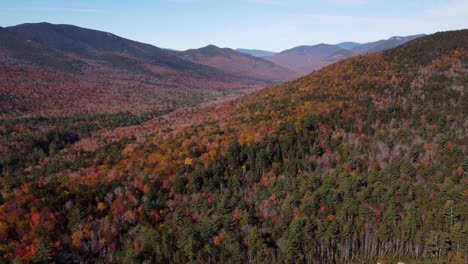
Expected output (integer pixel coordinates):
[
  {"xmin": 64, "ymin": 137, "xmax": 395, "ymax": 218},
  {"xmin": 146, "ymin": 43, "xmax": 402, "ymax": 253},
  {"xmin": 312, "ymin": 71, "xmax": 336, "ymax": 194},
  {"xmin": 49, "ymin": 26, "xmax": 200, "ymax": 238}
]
[{"xmin": 1, "ymin": 0, "xmax": 467, "ymax": 52}]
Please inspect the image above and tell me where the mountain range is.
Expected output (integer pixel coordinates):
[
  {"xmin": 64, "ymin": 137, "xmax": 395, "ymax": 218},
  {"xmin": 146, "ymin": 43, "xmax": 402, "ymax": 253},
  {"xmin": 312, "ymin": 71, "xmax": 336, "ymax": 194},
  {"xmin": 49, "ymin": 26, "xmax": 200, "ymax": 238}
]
[
  {"xmin": 255, "ymin": 34, "xmax": 426, "ymax": 74},
  {"xmin": 0, "ymin": 23, "xmax": 297, "ymax": 117},
  {"xmin": 0, "ymin": 22, "xmax": 429, "ymax": 117}
]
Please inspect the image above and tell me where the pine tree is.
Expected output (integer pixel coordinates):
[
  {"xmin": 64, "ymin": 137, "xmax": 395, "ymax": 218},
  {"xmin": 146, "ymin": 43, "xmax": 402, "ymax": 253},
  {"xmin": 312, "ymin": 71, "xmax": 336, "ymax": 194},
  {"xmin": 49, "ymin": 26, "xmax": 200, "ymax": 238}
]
[
  {"xmin": 451, "ymin": 222, "xmax": 466, "ymax": 253},
  {"xmin": 67, "ymin": 206, "xmax": 82, "ymax": 228},
  {"xmin": 33, "ymin": 239, "xmax": 54, "ymax": 264},
  {"xmin": 425, "ymin": 231, "xmax": 450, "ymax": 259}
]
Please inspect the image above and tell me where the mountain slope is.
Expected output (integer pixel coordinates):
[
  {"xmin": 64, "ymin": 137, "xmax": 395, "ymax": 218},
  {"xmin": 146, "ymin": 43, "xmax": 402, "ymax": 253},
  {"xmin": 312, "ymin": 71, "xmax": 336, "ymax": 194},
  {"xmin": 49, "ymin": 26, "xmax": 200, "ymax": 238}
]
[
  {"xmin": 1, "ymin": 30, "xmax": 466, "ymax": 263},
  {"xmin": 0, "ymin": 26, "xmax": 84, "ymax": 72},
  {"xmin": 176, "ymin": 45, "xmax": 300, "ymax": 83}
]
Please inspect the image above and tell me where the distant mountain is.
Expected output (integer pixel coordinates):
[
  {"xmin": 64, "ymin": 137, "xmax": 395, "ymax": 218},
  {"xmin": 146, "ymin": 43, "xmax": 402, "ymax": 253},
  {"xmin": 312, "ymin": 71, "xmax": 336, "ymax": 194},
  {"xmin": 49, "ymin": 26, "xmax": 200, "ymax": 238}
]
[
  {"xmin": 326, "ymin": 48, "xmax": 354, "ymax": 61},
  {"xmin": 175, "ymin": 45, "xmax": 299, "ymax": 83},
  {"xmin": 352, "ymin": 34, "xmax": 426, "ymax": 55},
  {"xmin": 0, "ymin": 26, "xmax": 84, "ymax": 72},
  {"xmin": 265, "ymin": 44, "xmax": 348, "ymax": 74},
  {"xmin": 236, "ymin": 48, "xmax": 276, "ymax": 57},
  {"xmin": 265, "ymin": 34, "xmax": 426, "ymax": 74},
  {"xmin": 6, "ymin": 23, "xmax": 221, "ymax": 75},
  {"xmin": 335, "ymin": 41, "xmax": 361, "ymax": 49},
  {"xmin": 1, "ymin": 23, "xmax": 289, "ymax": 117}
]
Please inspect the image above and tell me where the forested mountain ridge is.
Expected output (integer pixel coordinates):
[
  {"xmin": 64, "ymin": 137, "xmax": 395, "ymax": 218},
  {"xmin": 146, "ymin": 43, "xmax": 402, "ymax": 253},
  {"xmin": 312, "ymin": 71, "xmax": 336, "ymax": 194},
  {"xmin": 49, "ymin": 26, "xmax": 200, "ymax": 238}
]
[
  {"xmin": 0, "ymin": 23, "xmax": 283, "ymax": 118},
  {"xmin": 0, "ymin": 30, "xmax": 467, "ymax": 263},
  {"xmin": 0, "ymin": 26, "xmax": 84, "ymax": 73},
  {"xmin": 6, "ymin": 23, "xmax": 256, "ymax": 76}
]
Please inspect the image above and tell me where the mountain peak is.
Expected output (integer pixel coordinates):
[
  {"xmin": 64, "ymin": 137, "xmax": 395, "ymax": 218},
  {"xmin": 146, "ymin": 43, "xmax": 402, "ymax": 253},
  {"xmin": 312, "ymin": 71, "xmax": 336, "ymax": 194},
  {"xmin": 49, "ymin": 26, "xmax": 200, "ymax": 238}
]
[
  {"xmin": 203, "ymin": 44, "xmax": 220, "ymax": 49},
  {"xmin": 185, "ymin": 44, "xmax": 227, "ymax": 57}
]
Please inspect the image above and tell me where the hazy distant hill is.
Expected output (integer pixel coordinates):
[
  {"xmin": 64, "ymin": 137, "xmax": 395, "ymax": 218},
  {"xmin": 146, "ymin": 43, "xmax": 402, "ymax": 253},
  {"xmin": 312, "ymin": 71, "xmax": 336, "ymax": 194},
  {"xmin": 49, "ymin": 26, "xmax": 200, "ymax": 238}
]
[
  {"xmin": 265, "ymin": 34, "xmax": 426, "ymax": 74},
  {"xmin": 265, "ymin": 44, "xmax": 347, "ymax": 74},
  {"xmin": 335, "ymin": 41, "xmax": 361, "ymax": 49},
  {"xmin": 352, "ymin": 34, "xmax": 426, "ymax": 54},
  {"xmin": 236, "ymin": 48, "xmax": 277, "ymax": 57},
  {"xmin": 175, "ymin": 45, "xmax": 299, "ymax": 83}
]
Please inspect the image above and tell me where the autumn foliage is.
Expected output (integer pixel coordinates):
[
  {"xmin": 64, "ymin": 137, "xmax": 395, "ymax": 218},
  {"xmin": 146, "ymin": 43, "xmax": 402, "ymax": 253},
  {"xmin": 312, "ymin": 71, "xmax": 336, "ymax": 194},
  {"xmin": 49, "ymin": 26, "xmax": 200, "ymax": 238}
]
[{"xmin": 0, "ymin": 30, "xmax": 467, "ymax": 263}]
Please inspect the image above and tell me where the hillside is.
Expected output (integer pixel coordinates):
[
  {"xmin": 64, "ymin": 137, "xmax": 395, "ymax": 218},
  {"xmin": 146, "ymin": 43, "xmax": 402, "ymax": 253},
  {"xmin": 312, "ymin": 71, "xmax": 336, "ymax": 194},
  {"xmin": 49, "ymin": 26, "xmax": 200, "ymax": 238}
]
[
  {"xmin": 266, "ymin": 34, "xmax": 426, "ymax": 74},
  {"xmin": 0, "ymin": 23, "xmax": 279, "ymax": 118},
  {"xmin": 0, "ymin": 30, "xmax": 467, "ymax": 263},
  {"xmin": 176, "ymin": 45, "xmax": 299, "ymax": 83}
]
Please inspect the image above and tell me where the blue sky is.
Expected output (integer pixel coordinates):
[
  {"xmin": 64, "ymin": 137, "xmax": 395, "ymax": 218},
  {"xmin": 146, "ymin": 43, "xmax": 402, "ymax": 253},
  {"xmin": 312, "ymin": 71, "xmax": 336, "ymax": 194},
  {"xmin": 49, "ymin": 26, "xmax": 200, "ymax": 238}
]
[{"xmin": 1, "ymin": 0, "xmax": 467, "ymax": 51}]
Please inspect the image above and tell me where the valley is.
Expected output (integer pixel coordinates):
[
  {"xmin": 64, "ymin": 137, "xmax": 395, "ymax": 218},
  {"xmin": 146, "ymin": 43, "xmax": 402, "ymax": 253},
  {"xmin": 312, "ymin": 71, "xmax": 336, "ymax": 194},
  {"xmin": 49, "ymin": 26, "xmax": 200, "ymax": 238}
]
[{"xmin": 0, "ymin": 25, "xmax": 466, "ymax": 264}]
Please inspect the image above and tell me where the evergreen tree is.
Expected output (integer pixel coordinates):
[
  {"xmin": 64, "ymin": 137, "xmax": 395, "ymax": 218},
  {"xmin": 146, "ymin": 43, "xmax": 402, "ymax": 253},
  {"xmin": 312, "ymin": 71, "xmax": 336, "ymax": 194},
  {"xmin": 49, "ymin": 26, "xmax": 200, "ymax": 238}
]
[{"xmin": 33, "ymin": 239, "xmax": 54, "ymax": 264}]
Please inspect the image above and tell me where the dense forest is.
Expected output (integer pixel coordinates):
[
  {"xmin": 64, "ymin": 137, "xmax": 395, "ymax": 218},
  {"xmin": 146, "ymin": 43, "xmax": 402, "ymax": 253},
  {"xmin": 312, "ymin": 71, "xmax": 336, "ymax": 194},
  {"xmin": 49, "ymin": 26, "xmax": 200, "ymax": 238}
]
[{"xmin": 0, "ymin": 30, "xmax": 467, "ymax": 263}]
